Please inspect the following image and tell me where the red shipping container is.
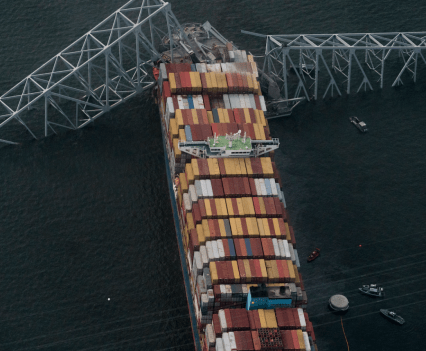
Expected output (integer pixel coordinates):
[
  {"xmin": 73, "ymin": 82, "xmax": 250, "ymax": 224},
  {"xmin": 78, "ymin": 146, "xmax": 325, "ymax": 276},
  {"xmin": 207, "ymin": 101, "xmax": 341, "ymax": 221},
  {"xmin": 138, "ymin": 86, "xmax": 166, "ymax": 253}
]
[
  {"xmin": 228, "ymin": 109, "xmax": 236, "ymax": 123},
  {"xmin": 211, "ymin": 123, "xmax": 220, "ymax": 137},
  {"xmin": 278, "ymin": 218, "xmax": 286, "ymax": 236},
  {"xmin": 231, "ymin": 198, "xmax": 239, "ymax": 217},
  {"xmin": 241, "ymin": 219, "xmax": 249, "ymax": 238},
  {"xmin": 252, "ymin": 197, "xmax": 261, "ymax": 217},
  {"xmin": 247, "ymin": 310, "xmax": 257, "ymax": 330},
  {"xmin": 249, "ymin": 178, "xmax": 257, "ymax": 196},
  {"xmin": 242, "ymin": 178, "xmax": 251, "ymax": 197},
  {"xmin": 225, "ymin": 309, "xmax": 232, "ymax": 330},
  {"xmin": 175, "ymin": 72, "xmax": 182, "ymax": 94},
  {"xmin": 292, "ymin": 309, "xmax": 301, "ymax": 329},
  {"xmin": 251, "ymin": 330, "xmax": 262, "ymax": 351},
  {"xmin": 192, "ymin": 203, "xmax": 202, "ymax": 224},
  {"xmin": 228, "ymin": 178, "xmax": 236, "ymax": 197},
  {"xmin": 291, "ymin": 330, "xmax": 300, "ymax": 349},
  {"xmin": 213, "ymin": 220, "xmax": 221, "ymax": 239},
  {"xmin": 268, "ymin": 218, "xmax": 276, "ymax": 237},
  {"xmin": 274, "ymin": 197, "xmax": 283, "ymax": 217},
  {"xmin": 213, "ymin": 313, "xmax": 222, "ymax": 337},
  {"xmin": 210, "ymin": 199, "xmax": 218, "ymax": 219},
  {"xmin": 222, "ymin": 178, "xmax": 230, "ymax": 197},
  {"xmin": 172, "ymin": 95, "xmax": 179, "ymax": 110},
  {"xmin": 200, "ymin": 73, "xmax": 208, "ymax": 91},
  {"xmin": 208, "ymin": 219, "xmax": 216, "ymax": 239},
  {"xmin": 234, "ymin": 238, "xmax": 242, "ymax": 257},
  {"xmin": 211, "ymin": 179, "xmax": 224, "ymax": 197},
  {"xmin": 222, "ymin": 238, "xmax": 230, "ymax": 259},
  {"xmin": 249, "ymin": 259, "xmax": 257, "ymax": 282},
  {"xmin": 238, "ymin": 259, "xmax": 246, "ymax": 283},
  {"xmin": 233, "ymin": 108, "xmax": 242, "ymax": 124},
  {"xmin": 199, "ymin": 199, "xmax": 207, "ymax": 219}
]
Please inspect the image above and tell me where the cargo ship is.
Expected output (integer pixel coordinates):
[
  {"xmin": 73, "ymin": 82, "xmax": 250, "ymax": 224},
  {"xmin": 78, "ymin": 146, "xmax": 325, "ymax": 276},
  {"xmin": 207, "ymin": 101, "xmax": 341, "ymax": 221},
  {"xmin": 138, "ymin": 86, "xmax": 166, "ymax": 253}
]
[{"xmin": 154, "ymin": 22, "xmax": 318, "ymax": 351}]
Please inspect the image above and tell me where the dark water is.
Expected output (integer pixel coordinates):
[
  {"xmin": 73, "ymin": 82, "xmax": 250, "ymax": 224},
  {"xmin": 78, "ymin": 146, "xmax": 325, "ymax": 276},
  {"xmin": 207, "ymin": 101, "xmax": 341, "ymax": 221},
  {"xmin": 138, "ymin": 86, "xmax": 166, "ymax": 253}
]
[{"xmin": 1, "ymin": 1, "xmax": 426, "ymax": 350}]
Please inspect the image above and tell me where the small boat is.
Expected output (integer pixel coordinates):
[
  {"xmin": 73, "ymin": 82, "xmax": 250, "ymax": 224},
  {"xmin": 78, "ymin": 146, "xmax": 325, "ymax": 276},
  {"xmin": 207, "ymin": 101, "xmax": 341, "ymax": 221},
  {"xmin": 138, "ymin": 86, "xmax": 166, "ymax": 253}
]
[
  {"xmin": 307, "ymin": 248, "xmax": 320, "ymax": 262},
  {"xmin": 380, "ymin": 309, "xmax": 405, "ymax": 325},
  {"xmin": 359, "ymin": 284, "xmax": 385, "ymax": 297},
  {"xmin": 349, "ymin": 116, "xmax": 368, "ymax": 132}
]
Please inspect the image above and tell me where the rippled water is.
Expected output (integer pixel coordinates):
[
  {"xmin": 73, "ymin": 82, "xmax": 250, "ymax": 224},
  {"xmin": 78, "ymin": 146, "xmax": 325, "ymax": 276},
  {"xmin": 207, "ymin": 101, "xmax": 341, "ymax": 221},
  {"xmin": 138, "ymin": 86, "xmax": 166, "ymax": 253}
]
[{"xmin": 1, "ymin": 1, "xmax": 425, "ymax": 350}]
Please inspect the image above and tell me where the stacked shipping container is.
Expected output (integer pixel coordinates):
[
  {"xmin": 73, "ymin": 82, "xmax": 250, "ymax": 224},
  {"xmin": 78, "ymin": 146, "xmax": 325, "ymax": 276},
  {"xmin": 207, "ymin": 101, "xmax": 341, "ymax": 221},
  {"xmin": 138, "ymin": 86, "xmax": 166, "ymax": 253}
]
[{"xmin": 157, "ymin": 46, "xmax": 316, "ymax": 351}]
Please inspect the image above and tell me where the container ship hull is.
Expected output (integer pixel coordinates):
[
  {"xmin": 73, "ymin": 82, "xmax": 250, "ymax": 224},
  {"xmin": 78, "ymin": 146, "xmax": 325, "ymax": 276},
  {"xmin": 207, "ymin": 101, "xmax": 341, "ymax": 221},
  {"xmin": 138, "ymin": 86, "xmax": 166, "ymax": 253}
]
[{"xmin": 155, "ymin": 22, "xmax": 318, "ymax": 351}]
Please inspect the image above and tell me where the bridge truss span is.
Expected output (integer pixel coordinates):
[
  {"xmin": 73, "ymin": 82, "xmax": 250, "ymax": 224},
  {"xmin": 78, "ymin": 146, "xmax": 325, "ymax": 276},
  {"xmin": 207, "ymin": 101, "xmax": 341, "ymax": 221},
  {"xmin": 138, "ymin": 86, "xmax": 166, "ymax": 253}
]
[
  {"xmin": 244, "ymin": 31, "xmax": 426, "ymax": 101},
  {"xmin": 0, "ymin": 0, "xmax": 187, "ymax": 145}
]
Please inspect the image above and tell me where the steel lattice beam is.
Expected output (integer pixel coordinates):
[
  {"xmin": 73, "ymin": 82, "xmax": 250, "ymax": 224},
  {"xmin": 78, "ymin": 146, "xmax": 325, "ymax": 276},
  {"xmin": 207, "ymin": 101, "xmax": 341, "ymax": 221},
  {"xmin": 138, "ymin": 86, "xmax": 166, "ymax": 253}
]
[
  {"xmin": 0, "ymin": 0, "xmax": 187, "ymax": 144},
  {"xmin": 243, "ymin": 31, "xmax": 426, "ymax": 101}
]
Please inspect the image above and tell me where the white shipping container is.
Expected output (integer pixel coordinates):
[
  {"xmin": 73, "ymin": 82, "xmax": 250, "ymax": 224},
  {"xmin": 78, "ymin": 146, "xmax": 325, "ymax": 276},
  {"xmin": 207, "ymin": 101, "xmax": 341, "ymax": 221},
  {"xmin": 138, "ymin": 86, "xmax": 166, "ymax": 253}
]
[
  {"xmin": 269, "ymin": 178, "xmax": 278, "ymax": 196},
  {"xmin": 198, "ymin": 95, "xmax": 205, "ymax": 109},
  {"xmin": 183, "ymin": 193, "xmax": 192, "ymax": 212},
  {"xmin": 195, "ymin": 180, "xmax": 203, "ymax": 198},
  {"xmin": 200, "ymin": 246, "xmax": 209, "ymax": 267},
  {"xmin": 259, "ymin": 179, "xmax": 267, "ymax": 196},
  {"xmin": 220, "ymin": 284, "xmax": 227, "ymax": 297},
  {"xmin": 189, "ymin": 184, "xmax": 198, "ymax": 203},
  {"xmin": 193, "ymin": 97, "xmax": 199, "ymax": 109},
  {"xmin": 303, "ymin": 332, "xmax": 311, "ymax": 351},
  {"xmin": 212, "ymin": 240, "xmax": 220, "ymax": 260},
  {"xmin": 228, "ymin": 332, "xmax": 237, "ymax": 350},
  {"xmin": 225, "ymin": 285, "xmax": 232, "ymax": 298},
  {"xmin": 259, "ymin": 95, "xmax": 267, "ymax": 112},
  {"xmin": 177, "ymin": 95, "xmax": 184, "ymax": 110},
  {"xmin": 223, "ymin": 94, "xmax": 231, "ymax": 109},
  {"xmin": 238, "ymin": 94, "xmax": 246, "ymax": 108},
  {"xmin": 216, "ymin": 338, "xmax": 224, "ymax": 351},
  {"xmin": 241, "ymin": 50, "xmax": 248, "ymax": 62},
  {"xmin": 201, "ymin": 180, "xmax": 209, "ymax": 198},
  {"xmin": 289, "ymin": 243, "xmax": 296, "ymax": 263},
  {"xmin": 187, "ymin": 251, "xmax": 192, "ymax": 272},
  {"xmin": 206, "ymin": 324, "xmax": 216, "ymax": 346},
  {"xmin": 194, "ymin": 251, "xmax": 203, "ymax": 276},
  {"xmin": 160, "ymin": 63, "xmax": 167, "ymax": 81},
  {"xmin": 206, "ymin": 179, "xmax": 214, "ymax": 198},
  {"xmin": 294, "ymin": 249, "xmax": 301, "ymax": 268},
  {"xmin": 217, "ymin": 239, "xmax": 225, "ymax": 260},
  {"xmin": 277, "ymin": 239, "xmax": 286, "ymax": 258},
  {"xmin": 254, "ymin": 179, "xmax": 262, "ymax": 195},
  {"xmin": 214, "ymin": 63, "xmax": 222, "ymax": 72},
  {"xmin": 221, "ymin": 63, "xmax": 228, "ymax": 72},
  {"xmin": 283, "ymin": 240, "xmax": 291, "ymax": 259},
  {"xmin": 230, "ymin": 95, "xmax": 240, "ymax": 109},
  {"xmin": 218, "ymin": 310, "xmax": 227, "ymax": 332},
  {"xmin": 244, "ymin": 95, "xmax": 251, "ymax": 109},
  {"xmin": 272, "ymin": 238, "xmax": 281, "ymax": 258},
  {"xmin": 298, "ymin": 308, "xmax": 307, "ymax": 330},
  {"xmin": 248, "ymin": 94, "xmax": 257, "ymax": 110},
  {"xmin": 206, "ymin": 241, "xmax": 214, "ymax": 262},
  {"xmin": 222, "ymin": 333, "xmax": 231, "ymax": 351},
  {"xmin": 229, "ymin": 51, "xmax": 235, "ymax": 62}
]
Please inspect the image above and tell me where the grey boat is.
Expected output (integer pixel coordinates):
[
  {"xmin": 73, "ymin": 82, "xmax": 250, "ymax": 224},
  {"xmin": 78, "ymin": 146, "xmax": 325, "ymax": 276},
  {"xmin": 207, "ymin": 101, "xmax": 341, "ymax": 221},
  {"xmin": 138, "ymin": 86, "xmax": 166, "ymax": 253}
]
[
  {"xmin": 380, "ymin": 309, "xmax": 405, "ymax": 325},
  {"xmin": 359, "ymin": 284, "xmax": 385, "ymax": 297},
  {"xmin": 349, "ymin": 116, "xmax": 368, "ymax": 132}
]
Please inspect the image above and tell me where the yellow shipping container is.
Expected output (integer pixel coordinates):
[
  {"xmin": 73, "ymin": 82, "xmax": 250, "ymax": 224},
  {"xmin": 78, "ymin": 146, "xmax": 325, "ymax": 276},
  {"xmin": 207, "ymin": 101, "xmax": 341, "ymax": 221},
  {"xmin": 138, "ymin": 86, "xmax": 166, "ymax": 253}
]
[
  {"xmin": 257, "ymin": 218, "xmax": 265, "ymax": 237},
  {"xmin": 179, "ymin": 129, "xmax": 186, "ymax": 142},
  {"xmin": 232, "ymin": 261, "xmax": 240, "ymax": 283},
  {"xmin": 234, "ymin": 158, "xmax": 242, "ymax": 176},
  {"xmin": 196, "ymin": 72, "xmax": 203, "ymax": 93},
  {"xmin": 209, "ymin": 262, "xmax": 218, "ymax": 284},
  {"xmin": 215, "ymin": 198, "xmax": 222, "ymax": 218},
  {"xmin": 259, "ymin": 123, "xmax": 266, "ymax": 140},
  {"xmin": 191, "ymin": 159, "xmax": 200, "ymax": 179},
  {"xmin": 258, "ymin": 197, "xmax": 266, "ymax": 215},
  {"xmin": 235, "ymin": 218, "xmax": 243, "ymax": 237},
  {"xmin": 247, "ymin": 54, "xmax": 254, "ymax": 62},
  {"xmin": 246, "ymin": 74, "xmax": 254, "ymax": 92},
  {"xmin": 210, "ymin": 72, "xmax": 218, "ymax": 93},
  {"xmin": 220, "ymin": 198, "xmax": 228, "ymax": 218},
  {"xmin": 264, "ymin": 309, "xmax": 278, "ymax": 328},
  {"xmin": 192, "ymin": 109, "xmax": 199, "ymax": 124},
  {"xmin": 243, "ymin": 108, "xmax": 251, "ymax": 124},
  {"xmin": 169, "ymin": 73, "xmax": 177, "ymax": 94},
  {"xmin": 175, "ymin": 110, "xmax": 184, "ymax": 129},
  {"xmin": 189, "ymin": 72, "xmax": 197, "ymax": 92},
  {"xmin": 207, "ymin": 110, "xmax": 214, "ymax": 124},
  {"xmin": 261, "ymin": 157, "xmax": 274, "ymax": 177},
  {"xmin": 287, "ymin": 260, "xmax": 296, "ymax": 281},
  {"xmin": 239, "ymin": 158, "xmax": 247, "ymax": 176},
  {"xmin": 241, "ymin": 198, "xmax": 253, "ymax": 217},
  {"xmin": 236, "ymin": 198, "xmax": 245, "ymax": 217},
  {"xmin": 258, "ymin": 309, "xmax": 267, "ymax": 328},
  {"xmin": 206, "ymin": 72, "xmax": 212, "ymax": 94},
  {"xmin": 218, "ymin": 108, "xmax": 225, "ymax": 123},
  {"xmin": 253, "ymin": 123, "xmax": 261, "ymax": 140},
  {"xmin": 271, "ymin": 260, "xmax": 279, "ymax": 283},
  {"xmin": 259, "ymin": 259, "xmax": 268, "ymax": 281},
  {"xmin": 224, "ymin": 158, "xmax": 234, "ymax": 177},
  {"xmin": 226, "ymin": 198, "xmax": 235, "ymax": 217},
  {"xmin": 296, "ymin": 330, "xmax": 306, "ymax": 351},
  {"xmin": 196, "ymin": 224, "xmax": 205, "ymax": 245},
  {"xmin": 185, "ymin": 163, "xmax": 194, "ymax": 185},
  {"xmin": 245, "ymin": 158, "xmax": 254, "ymax": 177},
  {"xmin": 169, "ymin": 118, "xmax": 178, "ymax": 138},
  {"xmin": 207, "ymin": 158, "xmax": 219, "ymax": 178},
  {"xmin": 262, "ymin": 218, "xmax": 271, "ymax": 237},
  {"xmin": 186, "ymin": 213, "xmax": 194, "ymax": 230},
  {"xmin": 248, "ymin": 217, "xmax": 259, "ymax": 236},
  {"xmin": 229, "ymin": 218, "xmax": 238, "ymax": 236},
  {"xmin": 223, "ymin": 108, "xmax": 230, "ymax": 123},
  {"xmin": 272, "ymin": 218, "xmax": 282, "ymax": 238},
  {"xmin": 266, "ymin": 267, "xmax": 274, "ymax": 281},
  {"xmin": 179, "ymin": 173, "xmax": 188, "ymax": 193},
  {"xmin": 204, "ymin": 199, "xmax": 212, "ymax": 219},
  {"xmin": 244, "ymin": 259, "xmax": 252, "ymax": 282},
  {"xmin": 258, "ymin": 110, "xmax": 267, "ymax": 126},
  {"xmin": 285, "ymin": 222, "xmax": 291, "ymax": 241},
  {"xmin": 173, "ymin": 139, "xmax": 181, "ymax": 158},
  {"xmin": 202, "ymin": 220, "xmax": 210, "ymax": 241}
]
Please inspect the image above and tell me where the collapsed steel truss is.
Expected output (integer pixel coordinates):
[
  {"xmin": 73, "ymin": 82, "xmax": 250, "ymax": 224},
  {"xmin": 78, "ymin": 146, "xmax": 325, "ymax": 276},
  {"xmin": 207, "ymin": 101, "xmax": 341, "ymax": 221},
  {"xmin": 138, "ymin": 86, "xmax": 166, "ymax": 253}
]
[
  {"xmin": 0, "ymin": 0, "xmax": 187, "ymax": 145},
  {"xmin": 244, "ymin": 31, "xmax": 426, "ymax": 101}
]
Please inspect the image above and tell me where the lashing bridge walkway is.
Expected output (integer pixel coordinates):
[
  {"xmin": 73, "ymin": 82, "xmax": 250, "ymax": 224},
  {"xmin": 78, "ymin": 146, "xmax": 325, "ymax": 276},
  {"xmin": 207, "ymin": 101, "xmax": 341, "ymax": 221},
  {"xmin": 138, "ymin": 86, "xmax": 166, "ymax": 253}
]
[{"xmin": 0, "ymin": 0, "xmax": 425, "ymax": 144}]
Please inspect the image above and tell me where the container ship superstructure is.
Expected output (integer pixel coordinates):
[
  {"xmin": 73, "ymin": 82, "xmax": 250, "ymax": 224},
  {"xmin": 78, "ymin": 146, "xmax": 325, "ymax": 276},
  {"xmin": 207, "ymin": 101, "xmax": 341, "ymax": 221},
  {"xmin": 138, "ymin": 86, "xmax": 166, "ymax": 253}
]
[{"xmin": 155, "ymin": 22, "xmax": 318, "ymax": 351}]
